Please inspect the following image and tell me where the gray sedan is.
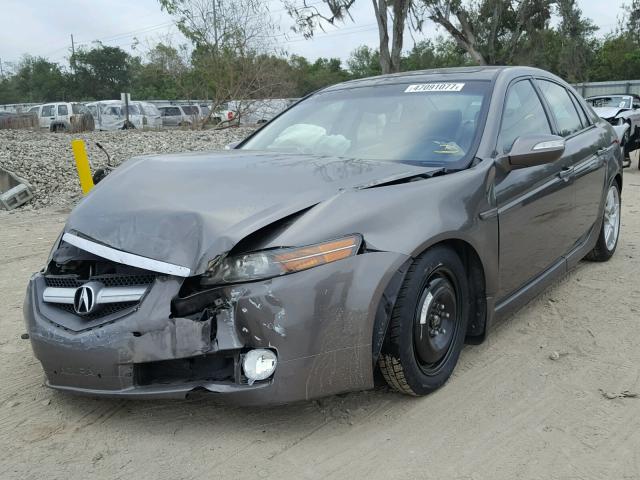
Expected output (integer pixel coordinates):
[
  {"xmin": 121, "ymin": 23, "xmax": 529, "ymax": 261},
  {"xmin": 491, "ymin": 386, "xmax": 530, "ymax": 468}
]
[{"xmin": 24, "ymin": 66, "xmax": 622, "ymax": 405}]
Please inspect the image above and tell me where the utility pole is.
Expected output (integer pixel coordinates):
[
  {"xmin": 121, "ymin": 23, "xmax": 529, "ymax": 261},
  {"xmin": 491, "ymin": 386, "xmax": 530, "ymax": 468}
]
[{"xmin": 70, "ymin": 34, "xmax": 75, "ymax": 73}]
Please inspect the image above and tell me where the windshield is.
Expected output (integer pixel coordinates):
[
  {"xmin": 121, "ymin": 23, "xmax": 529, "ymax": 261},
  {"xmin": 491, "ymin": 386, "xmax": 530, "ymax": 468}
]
[
  {"xmin": 240, "ymin": 81, "xmax": 490, "ymax": 167},
  {"xmin": 587, "ymin": 96, "xmax": 631, "ymax": 109}
]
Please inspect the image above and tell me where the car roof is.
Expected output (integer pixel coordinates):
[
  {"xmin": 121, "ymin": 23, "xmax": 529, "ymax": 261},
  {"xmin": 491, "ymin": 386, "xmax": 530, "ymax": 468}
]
[{"xmin": 320, "ymin": 66, "xmax": 558, "ymax": 92}]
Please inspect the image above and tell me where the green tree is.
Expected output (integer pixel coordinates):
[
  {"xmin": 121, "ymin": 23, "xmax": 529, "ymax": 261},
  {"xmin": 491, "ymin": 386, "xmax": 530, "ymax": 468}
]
[
  {"xmin": 402, "ymin": 38, "xmax": 472, "ymax": 70},
  {"xmin": 347, "ymin": 46, "xmax": 382, "ymax": 78},
  {"xmin": 71, "ymin": 44, "xmax": 134, "ymax": 99},
  {"xmin": 131, "ymin": 43, "xmax": 189, "ymax": 99},
  {"xmin": 9, "ymin": 56, "xmax": 69, "ymax": 103},
  {"xmin": 288, "ymin": 55, "xmax": 349, "ymax": 95}
]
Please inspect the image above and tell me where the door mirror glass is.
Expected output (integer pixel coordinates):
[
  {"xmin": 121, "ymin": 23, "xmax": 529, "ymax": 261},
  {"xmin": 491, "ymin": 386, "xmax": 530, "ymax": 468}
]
[{"xmin": 507, "ymin": 134, "xmax": 565, "ymax": 169}]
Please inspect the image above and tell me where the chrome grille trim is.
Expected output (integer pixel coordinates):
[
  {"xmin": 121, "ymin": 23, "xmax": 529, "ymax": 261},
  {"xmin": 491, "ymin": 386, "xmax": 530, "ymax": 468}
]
[
  {"xmin": 43, "ymin": 286, "xmax": 147, "ymax": 305},
  {"xmin": 62, "ymin": 232, "xmax": 191, "ymax": 277}
]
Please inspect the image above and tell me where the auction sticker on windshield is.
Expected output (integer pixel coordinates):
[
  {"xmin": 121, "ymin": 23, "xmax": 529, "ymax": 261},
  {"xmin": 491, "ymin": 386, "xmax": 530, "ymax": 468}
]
[{"xmin": 404, "ymin": 83, "xmax": 465, "ymax": 93}]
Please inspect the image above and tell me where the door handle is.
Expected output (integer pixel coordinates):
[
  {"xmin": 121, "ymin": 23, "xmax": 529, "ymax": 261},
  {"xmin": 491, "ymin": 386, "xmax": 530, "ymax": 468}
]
[
  {"xmin": 597, "ymin": 147, "xmax": 609, "ymax": 156},
  {"xmin": 559, "ymin": 167, "xmax": 574, "ymax": 181}
]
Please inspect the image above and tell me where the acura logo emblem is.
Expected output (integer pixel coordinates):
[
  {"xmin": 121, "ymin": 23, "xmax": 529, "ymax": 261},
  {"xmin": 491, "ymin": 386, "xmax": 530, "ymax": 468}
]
[{"xmin": 74, "ymin": 285, "xmax": 96, "ymax": 315}]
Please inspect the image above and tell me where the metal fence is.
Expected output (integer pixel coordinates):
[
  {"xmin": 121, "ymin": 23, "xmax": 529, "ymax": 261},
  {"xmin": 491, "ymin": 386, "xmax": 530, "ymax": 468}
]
[{"xmin": 573, "ymin": 80, "xmax": 640, "ymax": 98}]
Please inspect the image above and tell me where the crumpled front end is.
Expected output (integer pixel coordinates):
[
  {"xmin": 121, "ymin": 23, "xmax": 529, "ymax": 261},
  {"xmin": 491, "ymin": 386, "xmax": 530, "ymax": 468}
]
[{"xmin": 24, "ymin": 236, "xmax": 407, "ymax": 405}]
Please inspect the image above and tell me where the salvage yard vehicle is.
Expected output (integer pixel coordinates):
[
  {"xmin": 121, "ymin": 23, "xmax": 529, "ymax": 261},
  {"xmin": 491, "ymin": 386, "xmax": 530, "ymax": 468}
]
[
  {"xmin": 35, "ymin": 102, "xmax": 95, "ymax": 132},
  {"xmin": 157, "ymin": 105, "xmax": 194, "ymax": 127},
  {"xmin": 135, "ymin": 101, "xmax": 163, "ymax": 129},
  {"xmin": 586, "ymin": 94, "xmax": 640, "ymax": 160},
  {"xmin": 86, "ymin": 100, "xmax": 144, "ymax": 131},
  {"xmin": 24, "ymin": 66, "xmax": 622, "ymax": 405}
]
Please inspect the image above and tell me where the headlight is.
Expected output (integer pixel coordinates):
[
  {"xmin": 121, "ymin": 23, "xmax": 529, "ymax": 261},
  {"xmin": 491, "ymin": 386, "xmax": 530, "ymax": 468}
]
[{"xmin": 202, "ymin": 234, "xmax": 362, "ymax": 285}]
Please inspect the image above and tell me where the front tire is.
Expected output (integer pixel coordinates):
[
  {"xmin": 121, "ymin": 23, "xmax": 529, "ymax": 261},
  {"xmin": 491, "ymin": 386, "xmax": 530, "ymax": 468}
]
[
  {"xmin": 586, "ymin": 182, "xmax": 621, "ymax": 262},
  {"xmin": 379, "ymin": 246, "xmax": 468, "ymax": 396}
]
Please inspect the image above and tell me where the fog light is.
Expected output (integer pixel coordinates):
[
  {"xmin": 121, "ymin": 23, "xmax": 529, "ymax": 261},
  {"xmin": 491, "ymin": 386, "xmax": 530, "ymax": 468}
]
[{"xmin": 243, "ymin": 349, "xmax": 277, "ymax": 383}]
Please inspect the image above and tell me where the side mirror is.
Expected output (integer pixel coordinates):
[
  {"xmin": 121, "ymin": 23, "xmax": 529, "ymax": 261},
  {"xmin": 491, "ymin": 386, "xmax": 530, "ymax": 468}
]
[{"xmin": 504, "ymin": 134, "xmax": 565, "ymax": 170}]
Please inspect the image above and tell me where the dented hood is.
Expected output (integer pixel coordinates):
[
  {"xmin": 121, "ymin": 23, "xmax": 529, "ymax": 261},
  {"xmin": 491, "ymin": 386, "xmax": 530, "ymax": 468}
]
[
  {"xmin": 592, "ymin": 106, "xmax": 624, "ymax": 120},
  {"xmin": 66, "ymin": 150, "xmax": 437, "ymax": 274}
]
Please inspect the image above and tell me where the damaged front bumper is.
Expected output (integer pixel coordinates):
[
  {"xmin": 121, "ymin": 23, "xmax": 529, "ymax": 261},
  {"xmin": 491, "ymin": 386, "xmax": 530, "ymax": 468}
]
[{"xmin": 24, "ymin": 251, "xmax": 408, "ymax": 405}]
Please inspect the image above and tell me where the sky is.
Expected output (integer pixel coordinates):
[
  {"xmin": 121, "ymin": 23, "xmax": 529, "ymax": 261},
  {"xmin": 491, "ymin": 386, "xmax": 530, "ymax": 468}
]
[{"xmin": 0, "ymin": 0, "xmax": 629, "ymax": 72}]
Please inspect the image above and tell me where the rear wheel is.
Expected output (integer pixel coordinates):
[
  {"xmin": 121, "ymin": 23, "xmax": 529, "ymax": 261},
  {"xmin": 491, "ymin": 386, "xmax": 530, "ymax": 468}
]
[
  {"xmin": 379, "ymin": 246, "xmax": 468, "ymax": 396},
  {"xmin": 586, "ymin": 182, "xmax": 621, "ymax": 262}
]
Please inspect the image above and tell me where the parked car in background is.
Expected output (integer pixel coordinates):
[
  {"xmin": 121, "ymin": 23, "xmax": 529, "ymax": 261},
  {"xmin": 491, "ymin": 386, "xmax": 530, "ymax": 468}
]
[
  {"xmin": 135, "ymin": 102, "xmax": 163, "ymax": 129},
  {"xmin": 158, "ymin": 105, "xmax": 193, "ymax": 127},
  {"xmin": 24, "ymin": 66, "xmax": 622, "ymax": 405},
  {"xmin": 208, "ymin": 103, "xmax": 237, "ymax": 126},
  {"xmin": 230, "ymin": 98, "xmax": 298, "ymax": 125},
  {"xmin": 586, "ymin": 94, "xmax": 640, "ymax": 159},
  {"xmin": 34, "ymin": 102, "xmax": 94, "ymax": 132},
  {"xmin": 86, "ymin": 101, "xmax": 144, "ymax": 131}
]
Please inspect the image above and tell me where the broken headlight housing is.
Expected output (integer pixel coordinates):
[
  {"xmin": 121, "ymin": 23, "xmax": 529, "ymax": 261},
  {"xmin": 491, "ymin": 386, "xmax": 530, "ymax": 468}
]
[{"xmin": 202, "ymin": 234, "xmax": 362, "ymax": 285}]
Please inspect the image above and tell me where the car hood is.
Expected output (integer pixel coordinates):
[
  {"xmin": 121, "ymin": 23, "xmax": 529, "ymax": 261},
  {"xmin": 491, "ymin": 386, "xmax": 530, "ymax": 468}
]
[
  {"xmin": 66, "ymin": 150, "xmax": 438, "ymax": 275},
  {"xmin": 592, "ymin": 106, "xmax": 624, "ymax": 119}
]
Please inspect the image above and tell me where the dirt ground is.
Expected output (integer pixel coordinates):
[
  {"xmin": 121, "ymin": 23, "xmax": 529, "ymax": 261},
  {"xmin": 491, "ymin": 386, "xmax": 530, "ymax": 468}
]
[{"xmin": 1, "ymin": 156, "xmax": 640, "ymax": 480}]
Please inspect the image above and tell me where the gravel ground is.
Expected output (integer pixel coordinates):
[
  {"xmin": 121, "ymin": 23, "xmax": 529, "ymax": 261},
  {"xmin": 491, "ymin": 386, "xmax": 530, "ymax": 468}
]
[
  {"xmin": 0, "ymin": 154, "xmax": 639, "ymax": 479},
  {"xmin": 0, "ymin": 128, "xmax": 255, "ymax": 209}
]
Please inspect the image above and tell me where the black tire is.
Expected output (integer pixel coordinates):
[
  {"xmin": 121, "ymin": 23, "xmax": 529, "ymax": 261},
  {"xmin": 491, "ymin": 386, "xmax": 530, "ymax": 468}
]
[
  {"xmin": 379, "ymin": 246, "xmax": 468, "ymax": 396},
  {"xmin": 622, "ymin": 125, "xmax": 631, "ymax": 161},
  {"xmin": 586, "ymin": 181, "xmax": 621, "ymax": 262}
]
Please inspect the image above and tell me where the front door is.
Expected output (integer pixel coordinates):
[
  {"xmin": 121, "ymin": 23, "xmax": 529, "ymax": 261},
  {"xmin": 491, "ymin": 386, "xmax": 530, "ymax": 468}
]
[
  {"xmin": 494, "ymin": 79, "xmax": 577, "ymax": 299},
  {"xmin": 40, "ymin": 104, "xmax": 55, "ymax": 129}
]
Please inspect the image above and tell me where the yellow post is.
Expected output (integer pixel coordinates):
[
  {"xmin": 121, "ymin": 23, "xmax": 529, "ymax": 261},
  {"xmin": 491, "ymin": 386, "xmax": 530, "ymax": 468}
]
[{"xmin": 71, "ymin": 139, "xmax": 94, "ymax": 195}]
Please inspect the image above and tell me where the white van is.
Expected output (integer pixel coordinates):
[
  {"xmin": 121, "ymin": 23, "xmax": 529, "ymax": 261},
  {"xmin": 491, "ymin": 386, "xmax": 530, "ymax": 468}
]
[{"xmin": 33, "ymin": 102, "xmax": 94, "ymax": 132}]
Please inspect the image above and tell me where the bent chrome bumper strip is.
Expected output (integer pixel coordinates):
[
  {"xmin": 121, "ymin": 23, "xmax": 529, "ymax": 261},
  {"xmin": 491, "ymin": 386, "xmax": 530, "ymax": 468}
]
[
  {"xmin": 62, "ymin": 233, "xmax": 192, "ymax": 277},
  {"xmin": 43, "ymin": 286, "xmax": 148, "ymax": 305}
]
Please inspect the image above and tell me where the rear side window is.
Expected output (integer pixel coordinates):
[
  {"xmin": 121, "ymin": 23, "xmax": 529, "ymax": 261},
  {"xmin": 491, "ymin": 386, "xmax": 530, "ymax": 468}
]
[
  {"xmin": 537, "ymin": 80, "xmax": 583, "ymax": 137},
  {"xmin": 498, "ymin": 79, "xmax": 551, "ymax": 153},
  {"xmin": 569, "ymin": 92, "xmax": 590, "ymax": 128},
  {"xmin": 181, "ymin": 106, "xmax": 198, "ymax": 115},
  {"xmin": 167, "ymin": 107, "xmax": 181, "ymax": 116}
]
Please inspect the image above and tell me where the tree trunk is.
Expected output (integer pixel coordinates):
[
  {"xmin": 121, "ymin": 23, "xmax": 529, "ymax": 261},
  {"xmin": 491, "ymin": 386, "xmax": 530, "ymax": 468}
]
[
  {"xmin": 390, "ymin": 0, "xmax": 411, "ymax": 72},
  {"xmin": 427, "ymin": 6, "xmax": 488, "ymax": 65},
  {"xmin": 372, "ymin": 0, "xmax": 392, "ymax": 74}
]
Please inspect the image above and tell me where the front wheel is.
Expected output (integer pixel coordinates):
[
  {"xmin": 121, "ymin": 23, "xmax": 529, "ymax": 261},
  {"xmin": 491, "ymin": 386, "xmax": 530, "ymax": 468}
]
[
  {"xmin": 379, "ymin": 246, "xmax": 468, "ymax": 396},
  {"xmin": 586, "ymin": 182, "xmax": 621, "ymax": 262}
]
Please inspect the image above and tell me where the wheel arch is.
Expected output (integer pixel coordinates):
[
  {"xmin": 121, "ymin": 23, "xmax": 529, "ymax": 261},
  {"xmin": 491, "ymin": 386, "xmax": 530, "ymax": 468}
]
[{"xmin": 372, "ymin": 238, "xmax": 489, "ymax": 365}]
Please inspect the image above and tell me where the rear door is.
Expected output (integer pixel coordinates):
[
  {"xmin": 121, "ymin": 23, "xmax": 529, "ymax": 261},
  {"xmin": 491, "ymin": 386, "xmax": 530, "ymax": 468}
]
[
  {"xmin": 536, "ymin": 79, "xmax": 607, "ymax": 247},
  {"xmin": 57, "ymin": 103, "xmax": 69, "ymax": 124},
  {"xmin": 494, "ymin": 78, "xmax": 577, "ymax": 299}
]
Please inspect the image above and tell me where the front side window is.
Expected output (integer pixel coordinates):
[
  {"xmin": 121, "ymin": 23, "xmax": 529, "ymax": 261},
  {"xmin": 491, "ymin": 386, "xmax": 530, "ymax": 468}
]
[
  {"xmin": 57, "ymin": 104, "xmax": 68, "ymax": 116},
  {"xmin": 498, "ymin": 80, "xmax": 551, "ymax": 153},
  {"xmin": 41, "ymin": 105, "xmax": 54, "ymax": 116},
  {"xmin": 240, "ymin": 81, "xmax": 491, "ymax": 168},
  {"xmin": 538, "ymin": 80, "xmax": 586, "ymax": 137}
]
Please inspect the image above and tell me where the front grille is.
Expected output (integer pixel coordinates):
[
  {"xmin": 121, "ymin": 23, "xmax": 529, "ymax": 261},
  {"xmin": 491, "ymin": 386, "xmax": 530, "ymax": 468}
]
[
  {"xmin": 45, "ymin": 273, "xmax": 157, "ymax": 288},
  {"xmin": 44, "ymin": 270, "xmax": 157, "ymax": 322},
  {"xmin": 52, "ymin": 301, "xmax": 139, "ymax": 321}
]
